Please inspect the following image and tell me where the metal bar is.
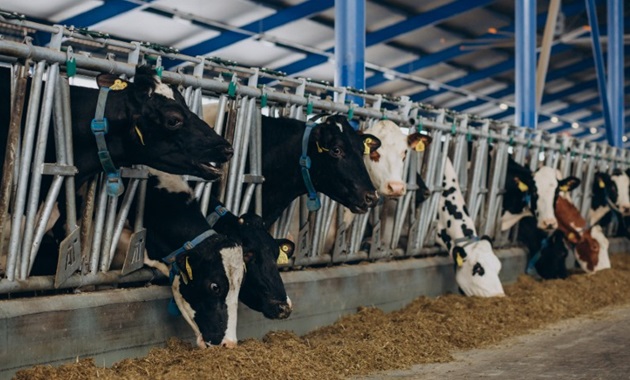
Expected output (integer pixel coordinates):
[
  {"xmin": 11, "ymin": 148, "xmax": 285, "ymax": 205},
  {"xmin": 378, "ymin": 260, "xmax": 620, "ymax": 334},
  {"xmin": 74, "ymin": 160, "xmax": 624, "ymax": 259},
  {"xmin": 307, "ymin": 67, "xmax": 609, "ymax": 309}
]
[
  {"xmin": 536, "ymin": 0, "xmax": 561, "ymax": 109},
  {"xmin": 607, "ymin": 0, "xmax": 624, "ymax": 148},
  {"xmin": 515, "ymin": 0, "xmax": 537, "ymax": 128},
  {"xmin": 585, "ymin": 0, "xmax": 614, "ymax": 145},
  {"xmin": 335, "ymin": 0, "xmax": 365, "ymax": 105},
  {"xmin": 90, "ymin": 176, "xmax": 109, "ymax": 273},
  {"xmin": 6, "ymin": 61, "xmax": 46, "ymax": 281}
]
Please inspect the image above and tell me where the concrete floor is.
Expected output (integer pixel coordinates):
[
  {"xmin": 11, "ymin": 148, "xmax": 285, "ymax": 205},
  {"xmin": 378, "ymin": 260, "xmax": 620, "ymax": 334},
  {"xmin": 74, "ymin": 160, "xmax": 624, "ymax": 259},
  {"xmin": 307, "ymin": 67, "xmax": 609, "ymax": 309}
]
[{"xmin": 357, "ymin": 304, "xmax": 630, "ymax": 380}]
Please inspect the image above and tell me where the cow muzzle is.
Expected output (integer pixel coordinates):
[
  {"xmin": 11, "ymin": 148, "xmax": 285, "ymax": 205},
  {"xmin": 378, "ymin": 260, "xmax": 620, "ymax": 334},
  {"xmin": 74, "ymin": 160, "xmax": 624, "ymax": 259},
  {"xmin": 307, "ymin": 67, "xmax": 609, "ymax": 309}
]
[
  {"xmin": 539, "ymin": 218, "xmax": 558, "ymax": 231},
  {"xmin": 384, "ymin": 181, "xmax": 406, "ymax": 197}
]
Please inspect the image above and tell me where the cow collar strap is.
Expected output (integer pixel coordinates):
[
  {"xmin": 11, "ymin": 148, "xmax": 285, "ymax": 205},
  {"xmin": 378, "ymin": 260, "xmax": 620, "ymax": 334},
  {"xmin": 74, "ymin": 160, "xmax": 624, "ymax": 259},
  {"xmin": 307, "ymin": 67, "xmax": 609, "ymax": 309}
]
[
  {"xmin": 162, "ymin": 229, "xmax": 217, "ymax": 269},
  {"xmin": 207, "ymin": 204, "xmax": 229, "ymax": 227},
  {"xmin": 300, "ymin": 121, "xmax": 321, "ymax": 211},
  {"xmin": 453, "ymin": 235, "xmax": 480, "ymax": 249},
  {"xmin": 90, "ymin": 86, "xmax": 124, "ymax": 197}
]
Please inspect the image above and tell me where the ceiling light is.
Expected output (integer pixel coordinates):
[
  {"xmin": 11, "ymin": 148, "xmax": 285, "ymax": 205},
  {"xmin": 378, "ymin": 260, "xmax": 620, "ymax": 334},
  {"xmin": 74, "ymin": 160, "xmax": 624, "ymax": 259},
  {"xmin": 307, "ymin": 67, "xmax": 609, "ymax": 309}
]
[
  {"xmin": 488, "ymin": 27, "xmax": 498, "ymax": 34},
  {"xmin": 428, "ymin": 82, "xmax": 440, "ymax": 91},
  {"xmin": 590, "ymin": 127, "xmax": 598, "ymax": 134},
  {"xmin": 571, "ymin": 122, "xmax": 579, "ymax": 129},
  {"xmin": 499, "ymin": 103, "xmax": 508, "ymax": 110},
  {"xmin": 623, "ymin": 136, "xmax": 628, "ymax": 142},
  {"xmin": 550, "ymin": 116, "xmax": 559, "ymax": 123}
]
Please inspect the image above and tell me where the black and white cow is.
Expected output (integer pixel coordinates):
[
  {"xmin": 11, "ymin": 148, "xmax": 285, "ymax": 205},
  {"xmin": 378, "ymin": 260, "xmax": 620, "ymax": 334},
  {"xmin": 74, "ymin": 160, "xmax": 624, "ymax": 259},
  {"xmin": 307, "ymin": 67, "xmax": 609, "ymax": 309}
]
[
  {"xmin": 436, "ymin": 158, "xmax": 504, "ymax": 297},
  {"xmin": 260, "ymin": 114, "xmax": 381, "ymax": 225},
  {"xmin": 141, "ymin": 170, "xmax": 244, "ymax": 348},
  {"xmin": 501, "ymin": 157, "xmax": 581, "ymax": 279},
  {"xmin": 589, "ymin": 170, "xmax": 630, "ymax": 236}
]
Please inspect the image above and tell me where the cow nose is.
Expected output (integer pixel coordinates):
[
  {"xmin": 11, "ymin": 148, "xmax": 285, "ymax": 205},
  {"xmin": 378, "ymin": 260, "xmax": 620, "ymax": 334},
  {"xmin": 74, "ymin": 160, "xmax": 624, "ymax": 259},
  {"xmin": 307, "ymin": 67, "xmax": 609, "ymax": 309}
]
[
  {"xmin": 222, "ymin": 145, "xmax": 234, "ymax": 160},
  {"xmin": 541, "ymin": 219, "xmax": 557, "ymax": 230},
  {"xmin": 278, "ymin": 303, "xmax": 293, "ymax": 319},
  {"xmin": 364, "ymin": 191, "xmax": 379, "ymax": 207},
  {"xmin": 386, "ymin": 181, "xmax": 406, "ymax": 196},
  {"xmin": 220, "ymin": 339, "xmax": 237, "ymax": 348}
]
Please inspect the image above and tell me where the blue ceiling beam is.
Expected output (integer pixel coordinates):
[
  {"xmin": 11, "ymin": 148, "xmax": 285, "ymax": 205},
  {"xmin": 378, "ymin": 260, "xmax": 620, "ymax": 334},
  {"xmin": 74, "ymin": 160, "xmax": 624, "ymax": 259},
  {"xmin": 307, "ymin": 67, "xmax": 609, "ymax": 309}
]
[
  {"xmin": 173, "ymin": 0, "xmax": 333, "ymax": 61},
  {"xmin": 451, "ymin": 58, "xmax": 597, "ymax": 112},
  {"xmin": 409, "ymin": 43, "xmax": 572, "ymax": 102},
  {"xmin": 366, "ymin": 0, "xmax": 595, "ymax": 89},
  {"xmin": 269, "ymin": 0, "xmax": 493, "ymax": 80}
]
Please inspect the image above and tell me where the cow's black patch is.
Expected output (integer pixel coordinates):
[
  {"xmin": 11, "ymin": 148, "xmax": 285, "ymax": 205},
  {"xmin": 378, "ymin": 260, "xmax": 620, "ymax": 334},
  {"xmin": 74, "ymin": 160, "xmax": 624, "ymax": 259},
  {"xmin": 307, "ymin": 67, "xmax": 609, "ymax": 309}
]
[
  {"xmin": 444, "ymin": 200, "xmax": 464, "ymax": 219},
  {"xmin": 447, "ymin": 220, "xmax": 451, "ymax": 228},
  {"xmin": 472, "ymin": 262, "xmax": 485, "ymax": 276},
  {"xmin": 439, "ymin": 228, "xmax": 452, "ymax": 250},
  {"xmin": 463, "ymin": 205, "xmax": 470, "ymax": 216},
  {"xmin": 461, "ymin": 224, "xmax": 474, "ymax": 237},
  {"xmin": 442, "ymin": 187, "xmax": 456, "ymax": 197}
]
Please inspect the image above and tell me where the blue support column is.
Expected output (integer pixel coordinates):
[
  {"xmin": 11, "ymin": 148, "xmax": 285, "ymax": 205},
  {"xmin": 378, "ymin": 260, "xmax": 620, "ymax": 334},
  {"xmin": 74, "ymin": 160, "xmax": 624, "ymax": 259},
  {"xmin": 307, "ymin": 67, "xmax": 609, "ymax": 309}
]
[
  {"xmin": 585, "ymin": 0, "xmax": 614, "ymax": 145},
  {"xmin": 608, "ymin": 0, "xmax": 624, "ymax": 148},
  {"xmin": 515, "ymin": 0, "xmax": 537, "ymax": 129},
  {"xmin": 335, "ymin": 0, "xmax": 366, "ymax": 107}
]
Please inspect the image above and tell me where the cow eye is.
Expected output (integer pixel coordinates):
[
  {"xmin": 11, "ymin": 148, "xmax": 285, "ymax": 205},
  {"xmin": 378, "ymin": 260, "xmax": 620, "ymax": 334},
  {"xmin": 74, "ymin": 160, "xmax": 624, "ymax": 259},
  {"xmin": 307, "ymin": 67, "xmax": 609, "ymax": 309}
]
[
  {"xmin": 330, "ymin": 147, "xmax": 343, "ymax": 158},
  {"xmin": 472, "ymin": 263, "xmax": 485, "ymax": 276},
  {"xmin": 164, "ymin": 111, "xmax": 184, "ymax": 130},
  {"xmin": 209, "ymin": 283, "xmax": 220, "ymax": 295}
]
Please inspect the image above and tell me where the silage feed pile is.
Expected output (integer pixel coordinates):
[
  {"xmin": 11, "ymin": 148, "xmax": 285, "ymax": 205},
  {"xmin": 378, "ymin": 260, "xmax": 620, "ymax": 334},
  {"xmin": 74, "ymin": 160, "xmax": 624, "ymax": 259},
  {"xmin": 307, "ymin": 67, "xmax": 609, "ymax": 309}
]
[{"xmin": 16, "ymin": 254, "xmax": 630, "ymax": 380}]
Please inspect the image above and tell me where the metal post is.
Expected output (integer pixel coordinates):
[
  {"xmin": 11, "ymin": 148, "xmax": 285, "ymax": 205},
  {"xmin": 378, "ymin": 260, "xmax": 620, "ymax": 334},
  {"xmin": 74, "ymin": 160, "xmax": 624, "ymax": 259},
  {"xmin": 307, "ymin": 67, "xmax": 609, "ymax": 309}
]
[
  {"xmin": 515, "ymin": 0, "xmax": 537, "ymax": 128},
  {"xmin": 585, "ymin": 0, "xmax": 614, "ymax": 146},
  {"xmin": 536, "ymin": 0, "xmax": 561, "ymax": 109},
  {"xmin": 334, "ymin": 0, "xmax": 365, "ymax": 106},
  {"xmin": 607, "ymin": 0, "xmax": 624, "ymax": 148}
]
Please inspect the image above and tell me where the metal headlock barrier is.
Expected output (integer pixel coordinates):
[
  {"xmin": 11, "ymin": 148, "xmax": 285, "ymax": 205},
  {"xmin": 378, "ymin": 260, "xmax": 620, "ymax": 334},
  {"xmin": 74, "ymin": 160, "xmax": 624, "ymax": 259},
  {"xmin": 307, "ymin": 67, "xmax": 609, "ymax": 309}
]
[{"xmin": 0, "ymin": 16, "xmax": 628, "ymax": 295}]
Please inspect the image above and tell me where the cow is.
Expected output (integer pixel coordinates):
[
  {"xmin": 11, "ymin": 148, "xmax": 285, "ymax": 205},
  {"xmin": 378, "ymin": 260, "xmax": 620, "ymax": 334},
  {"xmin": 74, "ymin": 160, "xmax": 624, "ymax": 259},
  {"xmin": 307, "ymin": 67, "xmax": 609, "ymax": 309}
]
[
  {"xmin": 141, "ymin": 169, "xmax": 244, "ymax": 348},
  {"xmin": 203, "ymin": 195, "xmax": 295, "ymax": 319},
  {"xmin": 436, "ymin": 157, "xmax": 504, "ymax": 297},
  {"xmin": 589, "ymin": 170, "xmax": 630, "ymax": 237},
  {"xmin": 555, "ymin": 196, "xmax": 610, "ymax": 273},
  {"xmin": 362, "ymin": 119, "xmax": 432, "ymax": 198},
  {"xmin": 260, "ymin": 114, "xmax": 381, "ymax": 225},
  {"xmin": 501, "ymin": 158, "xmax": 581, "ymax": 279}
]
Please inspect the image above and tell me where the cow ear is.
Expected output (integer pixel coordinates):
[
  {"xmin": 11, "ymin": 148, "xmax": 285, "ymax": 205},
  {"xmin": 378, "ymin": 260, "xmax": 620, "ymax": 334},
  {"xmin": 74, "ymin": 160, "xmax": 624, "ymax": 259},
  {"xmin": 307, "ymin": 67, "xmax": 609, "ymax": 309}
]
[
  {"xmin": 452, "ymin": 246, "xmax": 467, "ymax": 268},
  {"xmin": 275, "ymin": 239, "xmax": 295, "ymax": 265},
  {"xmin": 408, "ymin": 133, "xmax": 432, "ymax": 152},
  {"xmin": 480, "ymin": 235, "xmax": 494, "ymax": 248},
  {"xmin": 558, "ymin": 176, "xmax": 580, "ymax": 192},
  {"xmin": 96, "ymin": 74, "xmax": 130, "ymax": 91},
  {"xmin": 130, "ymin": 66, "xmax": 159, "ymax": 100},
  {"xmin": 362, "ymin": 134, "xmax": 381, "ymax": 155},
  {"xmin": 513, "ymin": 176, "xmax": 529, "ymax": 193}
]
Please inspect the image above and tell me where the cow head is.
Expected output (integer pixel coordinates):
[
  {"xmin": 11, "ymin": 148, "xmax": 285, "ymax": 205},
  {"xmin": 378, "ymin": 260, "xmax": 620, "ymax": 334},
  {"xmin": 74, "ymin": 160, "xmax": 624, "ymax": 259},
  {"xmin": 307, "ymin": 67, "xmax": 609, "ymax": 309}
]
[
  {"xmin": 451, "ymin": 237, "xmax": 504, "ymax": 297},
  {"xmin": 362, "ymin": 120, "xmax": 432, "ymax": 198},
  {"xmin": 592, "ymin": 172, "xmax": 617, "ymax": 210},
  {"xmin": 610, "ymin": 169, "xmax": 630, "ymax": 214},
  {"xmin": 531, "ymin": 167, "xmax": 580, "ymax": 231},
  {"xmin": 309, "ymin": 114, "xmax": 381, "ymax": 213},
  {"xmin": 170, "ymin": 234, "xmax": 244, "ymax": 349},
  {"xmin": 229, "ymin": 213, "xmax": 296, "ymax": 319},
  {"xmin": 534, "ymin": 230, "xmax": 569, "ymax": 279},
  {"xmin": 97, "ymin": 66, "xmax": 233, "ymax": 181}
]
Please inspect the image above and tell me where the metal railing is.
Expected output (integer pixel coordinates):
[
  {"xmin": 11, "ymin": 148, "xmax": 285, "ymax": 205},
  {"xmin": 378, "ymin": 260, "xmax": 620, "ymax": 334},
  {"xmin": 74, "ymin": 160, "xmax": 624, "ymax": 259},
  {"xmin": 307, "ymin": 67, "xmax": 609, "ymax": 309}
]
[{"xmin": 0, "ymin": 18, "xmax": 627, "ymax": 295}]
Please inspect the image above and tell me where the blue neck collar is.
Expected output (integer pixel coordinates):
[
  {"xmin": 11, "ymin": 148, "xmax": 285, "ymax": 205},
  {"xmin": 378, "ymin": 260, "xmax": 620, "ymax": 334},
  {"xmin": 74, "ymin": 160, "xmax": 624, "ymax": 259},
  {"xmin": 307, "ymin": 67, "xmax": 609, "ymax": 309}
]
[{"xmin": 299, "ymin": 121, "xmax": 321, "ymax": 211}]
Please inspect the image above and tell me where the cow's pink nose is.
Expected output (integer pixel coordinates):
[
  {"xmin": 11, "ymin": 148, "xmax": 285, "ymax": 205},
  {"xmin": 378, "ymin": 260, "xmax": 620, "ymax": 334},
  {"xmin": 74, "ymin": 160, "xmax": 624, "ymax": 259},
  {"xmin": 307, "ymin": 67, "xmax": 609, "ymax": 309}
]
[
  {"xmin": 386, "ymin": 181, "xmax": 406, "ymax": 196},
  {"xmin": 220, "ymin": 339, "xmax": 237, "ymax": 348}
]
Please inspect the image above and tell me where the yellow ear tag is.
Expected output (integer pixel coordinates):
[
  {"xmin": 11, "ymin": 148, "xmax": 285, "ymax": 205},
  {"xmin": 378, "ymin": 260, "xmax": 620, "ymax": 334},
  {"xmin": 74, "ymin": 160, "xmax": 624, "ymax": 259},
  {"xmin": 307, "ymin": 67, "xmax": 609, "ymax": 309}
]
[
  {"xmin": 277, "ymin": 251, "xmax": 289, "ymax": 265},
  {"xmin": 109, "ymin": 79, "xmax": 128, "ymax": 91},
  {"xmin": 456, "ymin": 252, "xmax": 464, "ymax": 267},
  {"xmin": 185, "ymin": 257, "xmax": 193, "ymax": 282},
  {"xmin": 599, "ymin": 179, "xmax": 605, "ymax": 188},
  {"xmin": 568, "ymin": 232, "xmax": 576, "ymax": 242},
  {"xmin": 363, "ymin": 138, "xmax": 372, "ymax": 155},
  {"xmin": 135, "ymin": 126, "xmax": 145, "ymax": 146},
  {"xmin": 517, "ymin": 180, "xmax": 529, "ymax": 192},
  {"xmin": 559, "ymin": 185, "xmax": 569, "ymax": 192},
  {"xmin": 415, "ymin": 140, "xmax": 425, "ymax": 152},
  {"xmin": 316, "ymin": 141, "xmax": 329, "ymax": 153}
]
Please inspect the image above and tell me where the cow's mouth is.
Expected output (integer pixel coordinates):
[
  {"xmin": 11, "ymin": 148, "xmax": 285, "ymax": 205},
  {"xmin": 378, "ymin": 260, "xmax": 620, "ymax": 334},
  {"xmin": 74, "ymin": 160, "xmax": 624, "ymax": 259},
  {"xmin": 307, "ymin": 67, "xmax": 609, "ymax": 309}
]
[
  {"xmin": 349, "ymin": 204, "xmax": 369, "ymax": 214},
  {"xmin": 198, "ymin": 161, "xmax": 223, "ymax": 179}
]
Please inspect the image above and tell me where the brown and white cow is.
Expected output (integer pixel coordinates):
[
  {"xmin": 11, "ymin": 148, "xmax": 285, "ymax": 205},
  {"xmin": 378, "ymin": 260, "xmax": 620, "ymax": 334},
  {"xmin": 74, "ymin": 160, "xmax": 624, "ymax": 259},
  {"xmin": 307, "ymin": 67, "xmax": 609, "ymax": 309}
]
[{"xmin": 555, "ymin": 196, "xmax": 610, "ymax": 273}]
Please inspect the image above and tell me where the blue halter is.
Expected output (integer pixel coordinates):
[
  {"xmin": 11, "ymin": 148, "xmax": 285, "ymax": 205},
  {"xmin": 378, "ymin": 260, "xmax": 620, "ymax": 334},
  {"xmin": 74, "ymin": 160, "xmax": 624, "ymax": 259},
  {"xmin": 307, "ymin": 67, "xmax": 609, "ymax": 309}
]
[
  {"xmin": 526, "ymin": 237, "xmax": 549, "ymax": 277},
  {"xmin": 206, "ymin": 204, "xmax": 229, "ymax": 227},
  {"xmin": 300, "ymin": 121, "xmax": 321, "ymax": 211},
  {"xmin": 90, "ymin": 86, "xmax": 124, "ymax": 197}
]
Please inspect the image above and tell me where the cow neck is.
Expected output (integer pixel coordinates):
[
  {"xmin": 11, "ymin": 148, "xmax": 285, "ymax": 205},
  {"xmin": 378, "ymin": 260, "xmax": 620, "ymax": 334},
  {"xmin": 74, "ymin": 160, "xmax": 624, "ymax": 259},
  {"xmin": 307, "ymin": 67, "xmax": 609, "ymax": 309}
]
[
  {"xmin": 299, "ymin": 121, "xmax": 321, "ymax": 212},
  {"xmin": 526, "ymin": 236, "xmax": 549, "ymax": 277},
  {"xmin": 90, "ymin": 86, "xmax": 124, "ymax": 197},
  {"xmin": 261, "ymin": 119, "xmax": 320, "ymax": 225}
]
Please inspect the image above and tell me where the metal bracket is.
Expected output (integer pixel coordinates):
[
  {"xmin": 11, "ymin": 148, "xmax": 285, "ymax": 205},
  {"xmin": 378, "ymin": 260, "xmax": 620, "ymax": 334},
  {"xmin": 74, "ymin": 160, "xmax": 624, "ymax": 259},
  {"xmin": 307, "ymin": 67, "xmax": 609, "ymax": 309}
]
[
  {"xmin": 54, "ymin": 227, "xmax": 81, "ymax": 288},
  {"xmin": 121, "ymin": 228, "xmax": 146, "ymax": 276},
  {"xmin": 41, "ymin": 163, "xmax": 78, "ymax": 176},
  {"xmin": 332, "ymin": 222, "xmax": 348, "ymax": 258}
]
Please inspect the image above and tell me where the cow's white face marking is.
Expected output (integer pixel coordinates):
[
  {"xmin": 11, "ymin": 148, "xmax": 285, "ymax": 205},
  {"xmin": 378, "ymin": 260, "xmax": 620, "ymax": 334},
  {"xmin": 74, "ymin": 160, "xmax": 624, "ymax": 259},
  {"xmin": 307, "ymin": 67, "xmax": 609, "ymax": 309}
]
[
  {"xmin": 533, "ymin": 167, "xmax": 559, "ymax": 230},
  {"xmin": 152, "ymin": 77, "xmax": 175, "ymax": 100},
  {"xmin": 149, "ymin": 168, "xmax": 194, "ymax": 199},
  {"xmin": 611, "ymin": 172, "xmax": 630, "ymax": 214},
  {"xmin": 219, "ymin": 246, "xmax": 245, "ymax": 345},
  {"xmin": 455, "ymin": 240, "xmax": 505, "ymax": 297},
  {"xmin": 171, "ymin": 275, "xmax": 206, "ymax": 349},
  {"xmin": 363, "ymin": 120, "xmax": 409, "ymax": 197},
  {"xmin": 335, "ymin": 122, "xmax": 344, "ymax": 132},
  {"xmin": 589, "ymin": 225, "xmax": 611, "ymax": 271}
]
